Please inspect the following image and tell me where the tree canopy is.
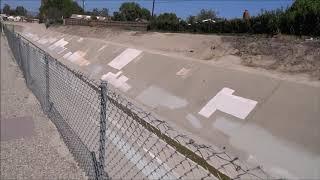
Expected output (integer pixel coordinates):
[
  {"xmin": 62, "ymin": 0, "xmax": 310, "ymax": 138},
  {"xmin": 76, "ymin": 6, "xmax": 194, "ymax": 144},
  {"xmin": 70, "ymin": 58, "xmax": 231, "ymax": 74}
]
[
  {"xmin": 3, "ymin": 4, "xmax": 11, "ymax": 15},
  {"xmin": 91, "ymin": 8, "xmax": 109, "ymax": 17},
  {"xmin": 39, "ymin": 0, "xmax": 83, "ymax": 21},
  {"xmin": 113, "ymin": 2, "xmax": 151, "ymax": 21},
  {"xmin": 196, "ymin": 9, "xmax": 218, "ymax": 21},
  {"xmin": 2, "ymin": 4, "xmax": 28, "ymax": 16},
  {"xmin": 15, "ymin": 6, "xmax": 28, "ymax": 16}
]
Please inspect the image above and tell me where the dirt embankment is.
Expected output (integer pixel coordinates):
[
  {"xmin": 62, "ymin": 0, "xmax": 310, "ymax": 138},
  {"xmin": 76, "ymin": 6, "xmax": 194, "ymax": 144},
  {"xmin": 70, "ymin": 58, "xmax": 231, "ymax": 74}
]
[
  {"xmin": 223, "ymin": 35, "xmax": 320, "ymax": 80},
  {"xmin": 51, "ymin": 25, "xmax": 320, "ymax": 80}
]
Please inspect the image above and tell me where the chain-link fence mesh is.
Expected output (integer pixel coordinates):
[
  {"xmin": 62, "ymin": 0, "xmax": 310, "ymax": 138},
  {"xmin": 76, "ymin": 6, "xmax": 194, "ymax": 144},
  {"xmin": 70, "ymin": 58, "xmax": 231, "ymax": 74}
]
[{"xmin": 2, "ymin": 23, "xmax": 271, "ymax": 180}]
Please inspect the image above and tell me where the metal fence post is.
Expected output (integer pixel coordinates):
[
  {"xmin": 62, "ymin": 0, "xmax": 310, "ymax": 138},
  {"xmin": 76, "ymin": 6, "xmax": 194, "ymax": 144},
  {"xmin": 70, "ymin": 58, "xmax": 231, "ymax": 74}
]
[
  {"xmin": 99, "ymin": 81, "xmax": 108, "ymax": 179},
  {"xmin": 17, "ymin": 35, "xmax": 24, "ymax": 72},
  {"xmin": 44, "ymin": 53, "xmax": 51, "ymax": 112},
  {"xmin": 25, "ymin": 43, "xmax": 32, "ymax": 87}
]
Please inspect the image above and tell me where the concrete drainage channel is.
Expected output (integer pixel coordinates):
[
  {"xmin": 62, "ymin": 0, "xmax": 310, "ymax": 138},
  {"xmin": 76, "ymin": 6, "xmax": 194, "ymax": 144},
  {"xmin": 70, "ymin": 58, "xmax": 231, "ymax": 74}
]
[{"xmin": 2, "ymin": 22, "xmax": 275, "ymax": 179}]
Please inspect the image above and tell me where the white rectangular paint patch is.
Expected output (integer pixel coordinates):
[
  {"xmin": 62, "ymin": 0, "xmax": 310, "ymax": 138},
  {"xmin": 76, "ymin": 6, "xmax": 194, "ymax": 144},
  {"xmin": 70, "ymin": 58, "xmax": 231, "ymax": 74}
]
[
  {"xmin": 56, "ymin": 47, "xmax": 67, "ymax": 54},
  {"xmin": 176, "ymin": 67, "xmax": 191, "ymax": 77},
  {"xmin": 98, "ymin": 45, "xmax": 108, "ymax": 52},
  {"xmin": 38, "ymin": 38, "xmax": 48, "ymax": 45},
  {"xmin": 49, "ymin": 38, "xmax": 68, "ymax": 51},
  {"xmin": 66, "ymin": 51, "xmax": 90, "ymax": 66},
  {"xmin": 47, "ymin": 37, "xmax": 57, "ymax": 44},
  {"xmin": 63, "ymin": 52, "xmax": 72, "ymax": 58},
  {"xmin": 32, "ymin": 36, "xmax": 40, "ymax": 41},
  {"xmin": 24, "ymin": 32, "xmax": 34, "ymax": 38},
  {"xmin": 101, "ymin": 71, "xmax": 131, "ymax": 92},
  {"xmin": 108, "ymin": 48, "xmax": 142, "ymax": 70},
  {"xmin": 199, "ymin": 88, "xmax": 257, "ymax": 119}
]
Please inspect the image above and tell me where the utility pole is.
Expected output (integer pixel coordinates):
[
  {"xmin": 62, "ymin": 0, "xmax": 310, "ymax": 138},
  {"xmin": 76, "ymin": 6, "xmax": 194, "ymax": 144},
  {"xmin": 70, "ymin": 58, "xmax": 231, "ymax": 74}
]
[
  {"xmin": 82, "ymin": 0, "xmax": 85, "ymax": 13},
  {"xmin": 151, "ymin": 0, "xmax": 155, "ymax": 17}
]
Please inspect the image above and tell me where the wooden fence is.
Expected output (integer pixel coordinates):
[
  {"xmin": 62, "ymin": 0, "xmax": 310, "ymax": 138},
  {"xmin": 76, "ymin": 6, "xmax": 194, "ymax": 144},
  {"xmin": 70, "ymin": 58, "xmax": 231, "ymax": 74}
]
[{"xmin": 65, "ymin": 18, "xmax": 149, "ymax": 31}]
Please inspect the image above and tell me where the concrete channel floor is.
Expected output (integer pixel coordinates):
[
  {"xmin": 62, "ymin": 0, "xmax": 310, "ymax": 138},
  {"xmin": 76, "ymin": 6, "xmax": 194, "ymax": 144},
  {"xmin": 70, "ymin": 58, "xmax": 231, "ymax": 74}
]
[
  {"xmin": 10, "ymin": 22, "xmax": 320, "ymax": 179},
  {"xmin": 0, "ymin": 33, "xmax": 86, "ymax": 179}
]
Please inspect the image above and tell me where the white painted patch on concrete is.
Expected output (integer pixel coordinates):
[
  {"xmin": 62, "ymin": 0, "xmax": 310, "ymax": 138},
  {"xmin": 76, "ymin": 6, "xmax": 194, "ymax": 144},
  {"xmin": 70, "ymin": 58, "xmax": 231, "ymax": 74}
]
[
  {"xmin": 32, "ymin": 35, "xmax": 40, "ymax": 41},
  {"xmin": 38, "ymin": 38, "xmax": 48, "ymax": 45},
  {"xmin": 199, "ymin": 87, "xmax": 257, "ymax": 119},
  {"xmin": 176, "ymin": 67, "xmax": 191, "ymax": 78},
  {"xmin": 49, "ymin": 38, "xmax": 69, "ymax": 51},
  {"xmin": 38, "ymin": 37, "xmax": 58, "ymax": 46},
  {"xmin": 66, "ymin": 51, "xmax": 90, "ymax": 66},
  {"xmin": 63, "ymin": 52, "xmax": 72, "ymax": 59},
  {"xmin": 56, "ymin": 47, "xmax": 67, "ymax": 54},
  {"xmin": 186, "ymin": 114, "xmax": 202, "ymax": 129},
  {"xmin": 136, "ymin": 86, "xmax": 188, "ymax": 110},
  {"xmin": 24, "ymin": 32, "xmax": 34, "ymax": 38},
  {"xmin": 101, "ymin": 71, "xmax": 131, "ymax": 92},
  {"xmin": 67, "ymin": 51, "xmax": 85, "ymax": 62},
  {"xmin": 48, "ymin": 37, "xmax": 57, "ymax": 44},
  {"xmin": 98, "ymin": 44, "xmax": 108, "ymax": 52},
  {"xmin": 77, "ymin": 37, "xmax": 84, "ymax": 42},
  {"xmin": 24, "ymin": 32, "xmax": 39, "ymax": 41},
  {"xmin": 108, "ymin": 48, "xmax": 142, "ymax": 70}
]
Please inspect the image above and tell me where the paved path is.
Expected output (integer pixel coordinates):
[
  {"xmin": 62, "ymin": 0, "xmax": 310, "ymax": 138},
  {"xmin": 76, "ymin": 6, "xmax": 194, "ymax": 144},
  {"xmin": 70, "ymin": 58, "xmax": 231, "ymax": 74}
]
[{"xmin": 0, "ymin": 32, "xmax": 86, "ymax": 179}]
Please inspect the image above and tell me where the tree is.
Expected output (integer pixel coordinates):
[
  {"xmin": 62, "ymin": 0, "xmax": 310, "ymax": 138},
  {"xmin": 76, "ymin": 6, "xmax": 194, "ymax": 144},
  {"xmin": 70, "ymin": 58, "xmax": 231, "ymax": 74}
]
[
  {"xmin": 3, "ymin": 4, "xmax": 11, "ymax": 15},
  {"xmin": 71, "ymin": 1, "xmax": 84, "ymax": 14},
  {"xmin": 92, "ymin": 8, "xmax": 100, "ymax": 16},
  {"xmin": 114, "ymin": 2, "xmax": 151, "ymax": 21},
  {"xmin": 39, "ymin": 0, "xmax": 83, "ymax": 22},
  {"xmin": 90, "ymin": 8, "xmax": 108, "ymax": 17},
  {"xmin": 196, "ymin": 9, "xmax": 218, "ymax": 21},
  {"xmin": 141, "ymin": 8, "xmax": 151, "ymax": 20},
  {"xmin": 15, "ymin": 6, "xmax": 28, "ymax": 16},
  {"xmin": 113, "ymin": 11, "xmax": 125, "ymax": 21},
  {"xmin": 100, "ymin": 8, "xmax": 109, "ymax": 17},
  {"xmin": 152, "ymin": 13, "xmax": 180, "ymax": 31},
  {"xmin": 186, "ymin": 15, "xmax": 196, "ymax": 24}
]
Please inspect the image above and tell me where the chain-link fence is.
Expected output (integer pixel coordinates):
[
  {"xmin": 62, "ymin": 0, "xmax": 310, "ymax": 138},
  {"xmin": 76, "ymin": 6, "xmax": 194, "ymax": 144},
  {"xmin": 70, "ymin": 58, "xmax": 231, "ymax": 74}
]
[{"xmin": 2, "ymin": 23, "xmax": 270, "ymax": 180}]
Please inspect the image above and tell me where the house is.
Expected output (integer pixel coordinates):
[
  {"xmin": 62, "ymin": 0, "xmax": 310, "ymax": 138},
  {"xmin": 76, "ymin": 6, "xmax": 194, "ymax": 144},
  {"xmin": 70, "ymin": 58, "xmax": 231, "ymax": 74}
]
[
  {"xmin": 7, "ymin": 16, "xmax": 15, "ymax": 21},
  {"xmin": 70, "ymin": 14, "xmax": 84, "ymax": 19},
  {"xmin": 70, "ymin": 14, "xmax": 111, "ymax": 21},
  {"xmin": 202, "ymin": 19, "xmax": 216, "ymax": 23},
  {"xmin": 0, "ymin": 14, "xmax": 8, "ymax": 21}
]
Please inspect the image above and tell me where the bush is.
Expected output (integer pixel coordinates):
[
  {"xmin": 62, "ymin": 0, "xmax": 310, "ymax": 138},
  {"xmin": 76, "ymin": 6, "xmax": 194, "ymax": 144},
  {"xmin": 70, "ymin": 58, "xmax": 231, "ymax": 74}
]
[
  {"xmin": 91, "ymin": 16, "xmax": 97, "ymax": 20},
  {"xmin": 150, "ymin": 13, "xmax": 180, "ymax": 31}
]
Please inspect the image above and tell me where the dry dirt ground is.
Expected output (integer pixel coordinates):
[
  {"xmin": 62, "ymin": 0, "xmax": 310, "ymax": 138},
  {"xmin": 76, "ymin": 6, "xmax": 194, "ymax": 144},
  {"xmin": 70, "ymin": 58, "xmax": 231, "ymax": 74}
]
[{"xmin": 51, "ymin": 25, "xmax": 320, "ymax": 81}]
